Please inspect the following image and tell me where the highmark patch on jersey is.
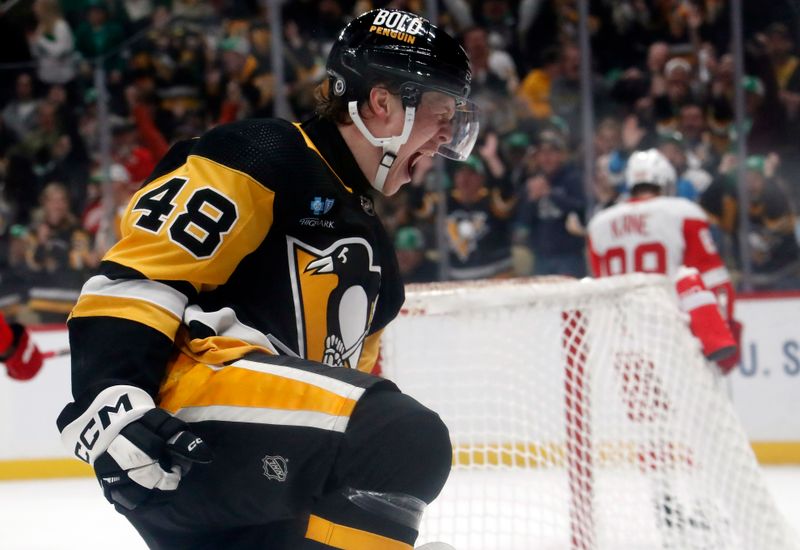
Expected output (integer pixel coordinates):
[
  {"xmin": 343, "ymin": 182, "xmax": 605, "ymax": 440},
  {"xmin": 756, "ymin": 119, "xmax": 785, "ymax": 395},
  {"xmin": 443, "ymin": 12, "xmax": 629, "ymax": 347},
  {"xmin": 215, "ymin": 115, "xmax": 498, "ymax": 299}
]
[
  {"xmin": 368, "ymin": 9, "xmax": 424, "ymax": 44},
  {"xmin": 287, "ymin": 236, "xmax": 381, "ymax": 369}
]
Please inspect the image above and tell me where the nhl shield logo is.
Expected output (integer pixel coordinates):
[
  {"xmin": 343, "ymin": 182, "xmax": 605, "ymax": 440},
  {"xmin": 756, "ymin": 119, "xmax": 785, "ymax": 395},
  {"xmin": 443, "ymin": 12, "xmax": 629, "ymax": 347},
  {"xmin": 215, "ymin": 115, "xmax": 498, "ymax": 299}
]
[
  {"xmin": 262, "ymin": 455, "xmax": 288, "ymax": 482},
  {"xmin": 360, "ymin": 195, "xmax": 375, "ymax": 216}
]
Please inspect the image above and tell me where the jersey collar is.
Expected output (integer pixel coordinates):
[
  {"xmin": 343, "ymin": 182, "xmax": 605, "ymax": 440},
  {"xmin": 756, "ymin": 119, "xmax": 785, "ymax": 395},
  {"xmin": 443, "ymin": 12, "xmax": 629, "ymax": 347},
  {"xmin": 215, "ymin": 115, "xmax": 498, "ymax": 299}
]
[{"xmin": 299, "ymin": 116, "xmax": 373, "ymax": 195}]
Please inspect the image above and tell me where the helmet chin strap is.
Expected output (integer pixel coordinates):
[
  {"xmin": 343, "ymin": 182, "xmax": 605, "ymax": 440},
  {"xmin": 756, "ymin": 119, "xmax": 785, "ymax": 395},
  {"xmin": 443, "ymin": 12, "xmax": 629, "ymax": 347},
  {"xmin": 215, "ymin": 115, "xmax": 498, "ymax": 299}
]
[{"xmin": 348, "ymin": 101, "xmax": 416, "ymax": 193}]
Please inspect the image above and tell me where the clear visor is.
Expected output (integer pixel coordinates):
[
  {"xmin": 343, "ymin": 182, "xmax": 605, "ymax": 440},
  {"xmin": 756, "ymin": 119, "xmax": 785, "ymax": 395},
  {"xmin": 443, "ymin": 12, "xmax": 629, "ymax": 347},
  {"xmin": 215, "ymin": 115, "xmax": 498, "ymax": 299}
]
[{"xmin": 414, "ymin": 85, "xmax": 480, "ymax": 162}]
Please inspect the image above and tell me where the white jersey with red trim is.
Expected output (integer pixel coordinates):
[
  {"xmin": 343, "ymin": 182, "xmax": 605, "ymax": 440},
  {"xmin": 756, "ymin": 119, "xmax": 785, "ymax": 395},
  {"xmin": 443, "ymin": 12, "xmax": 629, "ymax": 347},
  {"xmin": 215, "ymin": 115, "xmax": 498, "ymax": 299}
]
[{"xmin": 587, "ymin": 196, "xmax": 734, "ymax": 320}]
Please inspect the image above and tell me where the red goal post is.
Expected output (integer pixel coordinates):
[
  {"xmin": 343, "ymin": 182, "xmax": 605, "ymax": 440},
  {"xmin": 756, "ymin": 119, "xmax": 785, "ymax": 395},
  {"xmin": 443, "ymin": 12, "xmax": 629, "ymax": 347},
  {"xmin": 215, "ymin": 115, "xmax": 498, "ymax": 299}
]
[{"xmin": 380, "ymin": 274, "xmax": 798, "ymax": 550}]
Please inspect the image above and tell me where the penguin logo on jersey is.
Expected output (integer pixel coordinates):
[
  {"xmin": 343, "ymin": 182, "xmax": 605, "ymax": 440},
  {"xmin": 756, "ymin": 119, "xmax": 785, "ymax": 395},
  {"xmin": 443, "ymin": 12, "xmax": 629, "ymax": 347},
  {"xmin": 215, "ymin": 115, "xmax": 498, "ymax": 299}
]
[
  {"xmin": 447, "ymin": 210, "xmax": 488, "ymax": 261},
  {"xmin": 287, "ymin": 236, "xmax": 381, "ymax": 369}
]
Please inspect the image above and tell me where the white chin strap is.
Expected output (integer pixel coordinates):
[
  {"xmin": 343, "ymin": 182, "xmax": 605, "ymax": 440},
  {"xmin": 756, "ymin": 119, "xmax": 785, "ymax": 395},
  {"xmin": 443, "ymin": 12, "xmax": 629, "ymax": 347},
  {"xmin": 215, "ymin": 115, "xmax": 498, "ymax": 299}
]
[{"xmin": 348, "ymin": 101, "xmax": 416, "ymax": 193}]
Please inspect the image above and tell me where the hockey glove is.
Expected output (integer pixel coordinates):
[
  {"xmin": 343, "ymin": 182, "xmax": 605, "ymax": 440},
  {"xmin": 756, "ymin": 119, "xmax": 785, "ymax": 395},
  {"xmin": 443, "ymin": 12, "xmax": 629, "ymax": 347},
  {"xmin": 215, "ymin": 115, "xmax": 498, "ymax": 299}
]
[
  {"xmin": 674, "ymin": 267, "xmax": 737, "ymax": 363},
  {"xmin": 59, "ymin": 386, "xmax": 212, "ymax": 511},
  {"xmin": 0, "ymin": 322, "xmax": 43, "ymax": 380},
  {"xmin": 95, "ymin": 408, "xmax": 213, "ymax": 510},
  {"xmin": 717, "ymin": 319, "xmax": 743, "ymax": 375}
]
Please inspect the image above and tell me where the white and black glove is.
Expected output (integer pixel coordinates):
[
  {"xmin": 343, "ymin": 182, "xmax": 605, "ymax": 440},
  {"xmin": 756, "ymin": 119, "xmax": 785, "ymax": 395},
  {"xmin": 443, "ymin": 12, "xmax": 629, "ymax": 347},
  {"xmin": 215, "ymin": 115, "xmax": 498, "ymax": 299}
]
[{"xmin": 60, "ymin": 386, "xmax": 212, "ymax": 511}]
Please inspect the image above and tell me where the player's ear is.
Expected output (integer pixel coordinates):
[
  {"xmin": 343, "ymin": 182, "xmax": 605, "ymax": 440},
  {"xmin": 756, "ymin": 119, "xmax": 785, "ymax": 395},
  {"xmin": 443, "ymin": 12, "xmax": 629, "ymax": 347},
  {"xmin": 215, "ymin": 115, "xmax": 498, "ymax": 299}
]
[{"xmin": 366, "ymin": 87, "xmax": 393, "ymax": 120}]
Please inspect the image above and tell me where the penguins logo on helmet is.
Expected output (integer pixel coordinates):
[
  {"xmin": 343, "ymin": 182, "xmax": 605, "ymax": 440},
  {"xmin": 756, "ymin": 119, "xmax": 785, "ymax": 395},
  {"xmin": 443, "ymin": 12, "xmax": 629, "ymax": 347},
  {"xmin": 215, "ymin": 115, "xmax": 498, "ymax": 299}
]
[{"xmin": 333, "ymin": 77, "xmax": 346, "ymax": 97}]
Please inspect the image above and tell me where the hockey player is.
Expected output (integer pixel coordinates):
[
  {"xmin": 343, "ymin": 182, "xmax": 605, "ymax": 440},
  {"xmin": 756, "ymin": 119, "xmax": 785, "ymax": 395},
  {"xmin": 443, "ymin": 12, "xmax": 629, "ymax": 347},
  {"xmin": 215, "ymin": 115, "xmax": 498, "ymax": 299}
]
[
  {"xmin": 56, "ymin": 10, "xmax": 477, "ymax": 550},
  {"xmin": 588, "ymin": 148, "xmax": 740, "ymax": 546},
  {"xmin": 587, "ymin": 148, "xmax": 739, "ymax": 370},
  {"xmin": 0, "ymin": 314, "xmax": 44, "ymax": 380}
]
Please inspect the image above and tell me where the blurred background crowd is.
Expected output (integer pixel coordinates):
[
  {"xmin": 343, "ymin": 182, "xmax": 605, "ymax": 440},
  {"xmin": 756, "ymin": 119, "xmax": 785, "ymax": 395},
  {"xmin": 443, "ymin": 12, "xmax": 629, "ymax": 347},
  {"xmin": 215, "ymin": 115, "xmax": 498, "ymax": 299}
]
[{"xmin": 0, "ymin": 0, "xmax": 799, "ymax": 323}]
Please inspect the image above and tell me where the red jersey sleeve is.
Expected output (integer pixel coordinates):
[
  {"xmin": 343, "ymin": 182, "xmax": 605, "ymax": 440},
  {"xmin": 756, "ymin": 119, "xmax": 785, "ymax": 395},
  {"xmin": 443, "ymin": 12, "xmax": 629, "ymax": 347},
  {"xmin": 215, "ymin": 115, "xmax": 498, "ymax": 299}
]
[{"xmin": 682, "ymin": 218, "xmax": 734, "ymax": 321}]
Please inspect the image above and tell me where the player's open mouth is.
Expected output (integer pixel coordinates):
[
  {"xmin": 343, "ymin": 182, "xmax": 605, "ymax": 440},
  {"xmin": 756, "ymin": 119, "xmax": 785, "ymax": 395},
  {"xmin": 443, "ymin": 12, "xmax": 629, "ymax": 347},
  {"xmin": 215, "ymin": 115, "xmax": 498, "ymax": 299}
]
[
  {"xmin": 409, "ymin": 150, "xmax": 435, "ymax": 173},
  {"xmin": 409, "ymin": 152, "xmax": 423, "ymax": 172}
]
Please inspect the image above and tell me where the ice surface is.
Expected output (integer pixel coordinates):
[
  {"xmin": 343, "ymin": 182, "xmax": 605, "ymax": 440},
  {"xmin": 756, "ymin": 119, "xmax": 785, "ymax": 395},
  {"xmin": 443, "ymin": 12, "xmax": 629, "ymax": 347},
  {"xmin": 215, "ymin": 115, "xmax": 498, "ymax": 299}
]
[{"xmin": 0, "ymin": 467, "xmax": 797, "ymax": 549}]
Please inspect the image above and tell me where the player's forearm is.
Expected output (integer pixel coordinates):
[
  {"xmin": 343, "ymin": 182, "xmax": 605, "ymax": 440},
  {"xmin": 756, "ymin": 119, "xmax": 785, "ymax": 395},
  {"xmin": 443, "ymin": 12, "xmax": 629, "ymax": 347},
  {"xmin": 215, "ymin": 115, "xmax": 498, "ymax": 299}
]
[{"xmin": 61, "ymin": 316, "xmax": 175, "ymax": 420}]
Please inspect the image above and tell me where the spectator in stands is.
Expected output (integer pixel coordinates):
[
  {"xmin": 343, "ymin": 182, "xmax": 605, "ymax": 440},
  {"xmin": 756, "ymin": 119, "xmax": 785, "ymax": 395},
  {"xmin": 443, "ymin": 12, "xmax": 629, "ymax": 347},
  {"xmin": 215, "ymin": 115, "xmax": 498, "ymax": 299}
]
[
  {"xmin": 551, "ymin": 42, "xmax": 582, "ymax": 123},
  {"xmin": 474, "ymin": 0, "xmax": 517, "ymax": 53},
  {"xmin": 394, "ymin": 226, "xmax": 439, "ymax": 284},
  {"xmin": 699, "ymin": 153, "xmax": 739, "ymax": 263},
  {"xmin": 763, "ymin": 22, "xmax": 800, "ymax": 120},
  {"xmin": 443, "ymin": 153, "xmax": 516, "ymax": 280},
  {"xmin": 2, "ymin": 74, "xmax": 39, "ymax": 140},
  {"xmin": 74, "ymin": 1, "xmax": 125, "ymax": 67},
  {"xmin": 593, "ymin": 153, "xmax": 622, "ymax": 213},
  {"xmin": 501, "ymin": 130, "xmax": 535, "ymax": 194},
  {"xmin": 110, "ymin": 118, "xmax": 156, "ymax": 187},
  {"xmin": 0, "ymin": 116, "xmax": 19, "ymax": 167},
  {"xmin": 14, "ymin": 182, "xmax": 96, "ymax": 320},
  {"xmin": 124, "ymin": 86, "xmax": 169, "ymax": 162},
  {"xmin": 677, "ymin": 102, "xmax": 717, "ymax": 170},
  {"xmin": 653, "ymin": 58, "xmax": 699, "ymax": 132},
  {"xmin": 27, "ymin": 0, "xmax": 77, "ymax": 88},
  {"xmin": 411, "ymin": 145, "xmax": 516, "ymax": 281},
  {"xmin": 657, "ymin": 133, "xmax": 712, "ymax": 201},
  {"xmin": 462, "ymin": 26, "xmax": 518, "ymax": 134},
  {"xmin": 761, "ymin": 21, "xmax": 800, "ymax": 177},
  {"xmin": 516, "ymin": 130, "xmax": 587, "ymax": 277},
  {"xmin": 517, "ymin": 46, "xmax": 560, "ymax": 121},
  {"xmin": 592, "ymin": 118, "xmax": 626, "ymax": 209},
  {"xmin": 120, "ymin": 0, "xmax": 158, "ymax": 34},
  {"xmin": 648, "ymin": 41, "xmax": 671, "ymax": 79},
  {"xmin": 594, "ymin": 117, "xmax": 622, "ymax": 159},
  {"xmin": 744, "ymin": 155, "xmax": 800, "ymax": 289},
  {"xmin": 302, "ymin": 0, "xmax": 348, "ymax": 51},
  {"xmin": 284, "ymin": 19, "xmax": 326, "ymax": 119},
  {"xmin": 13, "ymin": 101, "xmax": 62, "ymax": 167}
]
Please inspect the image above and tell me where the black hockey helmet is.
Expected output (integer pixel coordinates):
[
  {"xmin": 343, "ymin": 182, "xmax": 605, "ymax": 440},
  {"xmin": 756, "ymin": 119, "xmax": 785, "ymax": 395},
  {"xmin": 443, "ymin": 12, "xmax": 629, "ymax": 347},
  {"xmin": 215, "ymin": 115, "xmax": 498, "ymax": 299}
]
[
  {"xmin": 325, "ymin": 9, "xmax": 479, "ymax": 193},
  {"xmin": 327, "ymin": 9, "xmax": 472, "ymax": 107}
]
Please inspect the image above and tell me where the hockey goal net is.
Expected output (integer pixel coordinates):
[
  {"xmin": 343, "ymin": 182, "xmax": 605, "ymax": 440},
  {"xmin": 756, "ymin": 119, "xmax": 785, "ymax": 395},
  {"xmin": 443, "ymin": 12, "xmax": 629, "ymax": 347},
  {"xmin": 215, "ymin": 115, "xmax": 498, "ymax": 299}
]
[{"xmin": 379, "ymin": 274, "xmax": 798, "ymax": 550}]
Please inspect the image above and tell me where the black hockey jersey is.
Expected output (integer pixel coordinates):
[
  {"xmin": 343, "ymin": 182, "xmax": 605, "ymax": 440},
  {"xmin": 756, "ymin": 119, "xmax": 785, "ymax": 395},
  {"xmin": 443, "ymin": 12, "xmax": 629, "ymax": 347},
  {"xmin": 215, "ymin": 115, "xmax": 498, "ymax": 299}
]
[{"xmin": 59, "ymin": 116, "xmax": 405, "ymax": 415}]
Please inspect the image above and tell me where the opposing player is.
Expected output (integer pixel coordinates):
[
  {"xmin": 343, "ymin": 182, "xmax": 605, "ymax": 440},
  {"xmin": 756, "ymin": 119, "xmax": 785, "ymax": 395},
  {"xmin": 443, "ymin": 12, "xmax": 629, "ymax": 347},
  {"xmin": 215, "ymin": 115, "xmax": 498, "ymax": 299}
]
[
  {"xmin": 587, "ymin": 148, "xmax": 739, "ymax": 370},
  {"xmin": 588, "ymin": 148, "xmax": 740, "ymax": 546},
  {"xmin": 56, "ymin": 10, "xmax": 477, "ymax": 550},
  {"xmin": 0, "ymin": 314, "xmax": 43, "ymax": 381}
]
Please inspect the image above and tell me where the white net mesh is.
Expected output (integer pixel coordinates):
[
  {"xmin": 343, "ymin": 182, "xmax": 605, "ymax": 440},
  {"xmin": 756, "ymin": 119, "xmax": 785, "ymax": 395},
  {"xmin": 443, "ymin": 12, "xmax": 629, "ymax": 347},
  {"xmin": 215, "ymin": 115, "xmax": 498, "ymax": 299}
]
[{"xmin": 380, "ymin": 274, "xmax": 798, "ymax": 550}]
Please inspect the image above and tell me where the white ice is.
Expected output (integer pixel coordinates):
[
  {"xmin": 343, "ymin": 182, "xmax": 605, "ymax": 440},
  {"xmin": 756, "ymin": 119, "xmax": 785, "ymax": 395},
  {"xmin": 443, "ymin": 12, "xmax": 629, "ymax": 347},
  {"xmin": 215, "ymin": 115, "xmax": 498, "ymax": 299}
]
[{"xmin": 0, "ymin": 467, "xmax": 798, "ymax": 549}]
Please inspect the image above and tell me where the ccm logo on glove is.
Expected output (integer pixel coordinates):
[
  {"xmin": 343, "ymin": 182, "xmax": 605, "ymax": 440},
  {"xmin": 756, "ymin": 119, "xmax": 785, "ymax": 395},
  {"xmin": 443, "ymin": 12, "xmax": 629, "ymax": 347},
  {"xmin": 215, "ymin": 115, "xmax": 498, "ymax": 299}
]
[
  {"xmin": 75, "ymin": 393, "xmax": 135, "ymax": 461},
  {"xmin": 60, "ymin": 386, "xmax": 156, "ymax": 464}
]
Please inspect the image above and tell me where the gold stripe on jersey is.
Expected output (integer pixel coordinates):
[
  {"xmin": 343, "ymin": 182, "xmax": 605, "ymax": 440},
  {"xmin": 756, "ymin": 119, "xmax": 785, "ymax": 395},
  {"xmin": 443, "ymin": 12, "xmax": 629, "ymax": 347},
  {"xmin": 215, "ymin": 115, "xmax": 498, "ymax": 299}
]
[
  {"xmin": 293, "ymin": 123, "xmax": 353, "ymax": 193},
  {"xmin": 106, "ymin": 154, "xmax": 275, "ymax": 287},
  {"xmin": 159, "ymin": 354, "xmax": 362, "ymax": 423},
  {"xmin": 305, "ymin": 515, "xmax": 413, "ymax": 550},
  {"xmin": 70, "ymin": 294, "xmax": 181, "ymax": 339},
  {"xmin": 178, "ymin": 332, "xmax": 276, "ymax": 368},
  {"xmin": 356, "ymin": 329, "xmax": 383, "ymax": 374}
]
